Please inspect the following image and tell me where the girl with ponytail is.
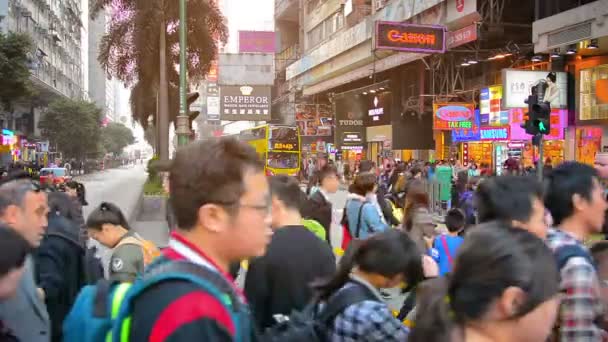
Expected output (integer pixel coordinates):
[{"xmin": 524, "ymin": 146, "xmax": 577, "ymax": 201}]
[
  {"xmin": 410, "ymin": 221, "xmax": 561, "ymax": 342},
  {"xmin": 312, "ymin": 229, "xmax": 424, "ymax": 341},
  {"xmin": 86, "ymin": 202, "xmax": 159, "ymax": 282}
]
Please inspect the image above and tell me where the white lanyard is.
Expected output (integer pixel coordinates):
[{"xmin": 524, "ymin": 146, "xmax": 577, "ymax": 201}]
[{"xmin": 168, "ymin": 238, "xmax": 219, "ymax": 274}]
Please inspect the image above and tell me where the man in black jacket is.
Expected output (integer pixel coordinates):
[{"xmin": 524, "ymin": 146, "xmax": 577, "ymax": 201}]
[
  {"xmin": 306, "ymin": 165, "xmax": 339, "ymax": 245},
  {"xmin": 245, "ymin": 175, "xmax": 335, "ymax": 331},
  {"xmin": 35, "ymin": 192, "xmax": 102, "ymax": 342}
]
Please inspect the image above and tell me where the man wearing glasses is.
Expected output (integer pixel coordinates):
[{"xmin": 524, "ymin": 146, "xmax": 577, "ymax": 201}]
[
  {"xmin": 128, "ymin": 138, "xmax": 272, "ymax": 341},
  {"xmin": 0, "ymin": 177, "xmax": 50, "ymax": 342}
]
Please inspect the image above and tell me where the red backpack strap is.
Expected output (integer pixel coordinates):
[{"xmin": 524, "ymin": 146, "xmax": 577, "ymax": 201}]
[{"xmin": 440, "ymin": 235, "xmax": 454, "ymax": 265}]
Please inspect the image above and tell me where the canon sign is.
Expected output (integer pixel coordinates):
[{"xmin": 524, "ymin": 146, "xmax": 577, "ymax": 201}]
[{"xmin": 339, "ymin": 119, "xmax": 363, "ymax": 126}]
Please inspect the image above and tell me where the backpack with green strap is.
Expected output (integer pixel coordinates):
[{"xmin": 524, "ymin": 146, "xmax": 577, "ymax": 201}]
[{"xmin": 62, "ymin": 260, "xmax": 248, "ymax": 342}]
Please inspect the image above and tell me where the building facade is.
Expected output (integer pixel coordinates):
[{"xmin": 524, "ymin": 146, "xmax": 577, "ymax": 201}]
[
  {"xmin": 0, "ymin": 0, "xmax": 85, "ymax": 165},
  {"xmin": 88, "ymin": 11, "xmax": 118, "ymax": 122},
  {"xmin": 533, "ymin": 0, "xmax": 608, "ymax": 164}
]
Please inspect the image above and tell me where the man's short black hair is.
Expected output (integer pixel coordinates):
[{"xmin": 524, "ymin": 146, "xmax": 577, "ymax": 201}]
[
  {"xmin": 475, "ymin": 175, "xmax": 543, "ymax": 224},
  {"xmin": 545, "ymin": 162, "xmax": 598, "ymax": 226},
  {"xmin": 445, "ymin": 209, "xmax": 465, "ymax": 233},
  {"xmin": 269, "ymin": 175, "xmax": 304, "ymax": 211},
  {"xmin": 318, "ymin": 165, "xmax": 338, "ymax": 185}
]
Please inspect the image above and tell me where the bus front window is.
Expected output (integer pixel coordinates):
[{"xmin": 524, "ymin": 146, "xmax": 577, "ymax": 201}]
[{"xmin": 267, "ymin": 152, "xmax": 299, "ymax": 169}]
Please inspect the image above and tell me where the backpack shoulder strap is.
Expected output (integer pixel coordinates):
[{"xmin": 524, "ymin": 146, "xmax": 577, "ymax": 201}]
[
  {"xmin": 355, "ymin": 202, "xmax": 367, "ymax": 238},
  {"xmin": 317, "ymin": 282, "xmax": 377, "ymax": 324},
  {"xmin": 555, "ymin": 244, "xmax": 596, "ymax": 270},
  {"xmin": 112, "ymin": 261, "xmax": 243, "ymax": 342}
]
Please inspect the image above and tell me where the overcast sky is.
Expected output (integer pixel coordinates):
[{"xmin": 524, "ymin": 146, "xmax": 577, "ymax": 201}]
[{"xmin": 221, "ymin": 0, "xmax": 275, "ymax": 53}]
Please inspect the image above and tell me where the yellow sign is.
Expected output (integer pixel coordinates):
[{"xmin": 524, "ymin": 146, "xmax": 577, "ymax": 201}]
[
  {"xmin": 489, "ymin": 85, "xmax": 502, "ymax": 100},
  {"xmin": 273, "ymin": 142, "xmax": 295, "ymax": 150},
  {"xmin": 0, "ymin": 145, "xmax": 10, "ymax": 153}
]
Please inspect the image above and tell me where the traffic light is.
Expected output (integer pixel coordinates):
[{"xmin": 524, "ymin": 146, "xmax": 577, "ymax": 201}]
[
  {"xmin": 522, "ymin": 95, "xmax": 537, "ymax": 135},
  {"xmin": 187, "ymin": 92, "xmax": 201, "ymax": 130},
  {"xmin": 531, "ymin": 102, "xmax": 551, "ymax": 135}
]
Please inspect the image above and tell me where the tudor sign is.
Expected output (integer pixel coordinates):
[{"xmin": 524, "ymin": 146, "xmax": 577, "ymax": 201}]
[{"xmin": 375, "ymin": 21, "xmax": 446, "ymax": 54}]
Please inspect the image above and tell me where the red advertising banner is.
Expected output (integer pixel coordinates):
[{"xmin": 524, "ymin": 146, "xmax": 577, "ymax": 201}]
[
  {"xmin": 238, "ymin": 31, "xmax": 276, "ymax": 53},
  {"xmin": 447, "ymin": 23, "xmax": 477, "ymax": 49},
  {"xmin": 433, "ymin": 103, "xmax": 476, "ymax": 130}
]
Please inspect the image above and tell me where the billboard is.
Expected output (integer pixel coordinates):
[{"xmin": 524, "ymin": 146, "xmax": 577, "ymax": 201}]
[
  {"xmin": 220, "ymin": 85, "xmax": 271, "ymax": 121},
  {"xmin": 510, "ymin": 108, "xmax": 567, "ymax": 140},
  {"xmin": 433, "ymin": 103, "xmax": 476, "ymax": 130},
  {"xmin": 502, "ymin": 69, "xmax": 568, "ymax": 109},
  {"xmin": 335, "ymin": 95, "xmax": 366, "ymax": 150},
  {"xmin": 479, "ymin": 85, "xmax": 509, "ymax": 126},
  {"xmin": 295, "ymin": 104, "xmax": 332, "ymax": 137},
  {"xmin": 375, "ymin": 21, "xmax": 446, "ymax": 54},
  {"xmin": 238, "ymin": 31, "xmax": 276, "ymax": 53}
]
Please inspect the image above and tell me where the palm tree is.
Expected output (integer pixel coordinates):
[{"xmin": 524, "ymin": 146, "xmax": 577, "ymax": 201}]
[{"xmin": 91, "ymin": 0, "xmax": 227, "ymax": 160}]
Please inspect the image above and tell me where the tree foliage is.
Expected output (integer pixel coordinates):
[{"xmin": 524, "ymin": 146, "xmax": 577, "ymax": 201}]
[
  {"xmin": 39, "ymin": 99, "xmax": 102, "ymax": 159},
  {"xmin": 101, "ymin": 122, "xmax": 135, "ymax": 156},
  {"xmin": 91, "ymin": 0, "xmax": 228, "ymax": 128},
  {"xmin": 0, "ymin": 32, "xmax": 34, "ymax": 111}
]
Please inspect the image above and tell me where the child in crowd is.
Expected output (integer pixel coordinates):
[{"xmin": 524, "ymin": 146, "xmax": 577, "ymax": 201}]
[{"xmin": 429, "ymin": 209, "xmax": 465, "ymax": 276}]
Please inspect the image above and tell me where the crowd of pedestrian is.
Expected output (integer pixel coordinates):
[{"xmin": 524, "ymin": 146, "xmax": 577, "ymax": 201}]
[{"xmin": 0, "ymin": 136, "xmax": 607, "ymax": 341}]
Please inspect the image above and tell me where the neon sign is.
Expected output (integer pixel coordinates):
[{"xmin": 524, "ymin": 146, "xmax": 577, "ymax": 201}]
[
  {"xmin": 433, "ymin": 103, "xmax": 476, "ymax": 130},
  {"xmin": 387, "ymin": 30, "xmax": 436, "ymax": 46},
  {"xmin": 480, "ymin": 127, "xmax": 509, "ymax": 141},
  {"xmin": 375, "ymin": 21, "xmax": 446, "ymax": 53}
]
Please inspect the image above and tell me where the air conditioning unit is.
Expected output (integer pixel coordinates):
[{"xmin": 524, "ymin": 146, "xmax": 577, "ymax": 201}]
[{"xmin": 22, "ymin": 10, "xmax": 32, "ymax": 18}]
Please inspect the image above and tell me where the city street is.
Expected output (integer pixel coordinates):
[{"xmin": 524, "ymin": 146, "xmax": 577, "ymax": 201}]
[{"xmin": 78, "ymin": 164, "xmax": 147, "ymax": 273}]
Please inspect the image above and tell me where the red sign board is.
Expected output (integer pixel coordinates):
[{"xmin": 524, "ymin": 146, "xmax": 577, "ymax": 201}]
[
  {"xmin": 433, "ymin": 103, "xmax": 475, "ymax": 130},
  {"xmin": 375, "ymin": 21, "xmax": 446, "ymax": 54},
  {"xmin": 447, "ymin": 24, "xmax": 478, "ymax": 49},
  {"xmin": 238, "ymin": 31, "xmax": 276, "ymax": 53}
]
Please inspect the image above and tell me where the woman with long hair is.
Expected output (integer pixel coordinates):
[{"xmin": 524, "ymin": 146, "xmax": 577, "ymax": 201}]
[
  {"xmin": 410, "ymin": 222, "xmax": 561, "ymax": 342},
  {"xmin": 402, "ymin": 187, "xmax": 435, "ymax": 253},
  {"xmin": 314, "ymin": 229, "xmax": 424, "ymax": 341}
]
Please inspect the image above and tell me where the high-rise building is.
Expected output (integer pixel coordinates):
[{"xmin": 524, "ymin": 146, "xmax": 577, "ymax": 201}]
[
  {"xmin": 88, "ymin": 10, "xmax": 118, "ymax": 122},
  {"xmin": 0, "ymin": 0, "xmax": 86, "ymax": 137}
]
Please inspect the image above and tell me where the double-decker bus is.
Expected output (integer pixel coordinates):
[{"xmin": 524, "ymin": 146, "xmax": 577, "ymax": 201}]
[{"xmin": 238, "ymin": 124, "xmax": 301, "ymax": 176}]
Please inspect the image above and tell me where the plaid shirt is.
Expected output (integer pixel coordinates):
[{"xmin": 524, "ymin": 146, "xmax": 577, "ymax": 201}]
[
  {"xmin": 328, "ymin": 280, "xmax": 410, "ymax": 341},
  {"xmin": 546, "ymin": 228, "xmax": 607, "ymax": 342}
]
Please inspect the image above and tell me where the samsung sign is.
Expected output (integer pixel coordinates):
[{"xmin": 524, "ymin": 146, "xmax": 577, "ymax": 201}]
[{"xmin": 480, "ymin": 126, "xmax": 509, "ymax": 141}]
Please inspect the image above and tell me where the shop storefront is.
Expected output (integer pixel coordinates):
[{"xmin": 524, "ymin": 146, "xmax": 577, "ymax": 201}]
[
  {"xmin": 434, "ymin": 102, "xmax": 476, "ymax": 163},
  {"xmin": 576, "ymin": 126, "xmax": 603, "ymax": 165},
  {"xmin": 0, "ymin": 129, "xmax": 18, "ymax": 167},
  {"xmin": 364, "ymin": 87, "xmax": 393, "ymax": 167},
  {"xmin": 334, "ymin": 92, "xmax": 366, "ymax": 164},
  {"xmin": 510, "ymin": 108, "xmax": 567, "ymax": 167},
  {"xmin": 573, "ymin": 56, "xmax": 608, "ymax": 163}
]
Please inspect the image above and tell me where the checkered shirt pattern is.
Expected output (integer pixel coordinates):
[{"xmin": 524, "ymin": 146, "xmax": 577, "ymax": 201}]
[
  {"xmin": 546, "ymin": 228, "xmax": 607, "ymax": 342},
  {"xmin": 329, "ymin": 300, "xmax": 410, "ymax": 341}
]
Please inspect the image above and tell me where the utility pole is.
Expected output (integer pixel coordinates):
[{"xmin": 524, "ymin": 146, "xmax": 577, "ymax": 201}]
[{"xmin": 176, "ymin": 0, "xmax": 191, "ymax": 146}]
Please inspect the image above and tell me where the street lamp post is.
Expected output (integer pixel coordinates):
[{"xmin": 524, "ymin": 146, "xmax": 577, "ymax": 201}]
[{"xmin": 176, "ymin": 0, "xmax": 191, "ymax": 146}]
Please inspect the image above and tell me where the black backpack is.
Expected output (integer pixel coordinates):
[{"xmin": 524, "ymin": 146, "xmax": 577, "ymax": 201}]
[{"xmin": 260, "ymin": 283, "xmax": 378, "ymax": 342}]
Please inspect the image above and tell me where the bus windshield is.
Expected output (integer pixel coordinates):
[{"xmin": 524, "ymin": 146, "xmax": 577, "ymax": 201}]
[
  {"xmin": 267, "ymin": 152, "xmax": 299, "ymax": 169},
  {"xmin": 269, "ymin": 127, "xmax": 299, "ymax": 151}
]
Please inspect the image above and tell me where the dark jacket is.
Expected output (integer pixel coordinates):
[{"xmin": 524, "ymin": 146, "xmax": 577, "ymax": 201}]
[
  {"xmin": 377, "ymin": 186, "xmax": 400, "ymax": 226},
  {"xmin": 245, "ymin": 226, "xmax": 336, "ymax": 331},
  {"xmin": 35, "ymin": 215, "xmax": 89, "ymax": 342},
  {"xmin": 306, "ymin": 191, "xmax": 333, "ymax": 244}
]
